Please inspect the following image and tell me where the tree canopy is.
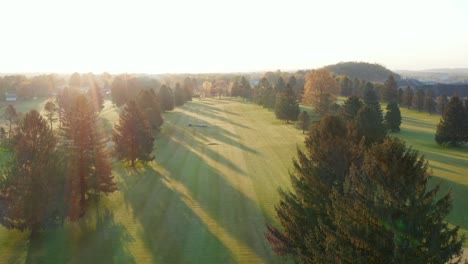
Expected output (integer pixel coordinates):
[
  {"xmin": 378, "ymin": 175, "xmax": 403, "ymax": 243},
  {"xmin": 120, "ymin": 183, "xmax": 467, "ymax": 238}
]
[
  {"xmin": 385, "ymin": 101, "xmax": 402, "ymax": 132},
  {"xmin": 0, "ymin": 111, "xmax": 65, "ymax": 236},
  {"xmin": 113, "ymin": 100, "xmax": 155, "ymax": 167},
  {"xmin": 303, "ymin": 68, "xmax": 338, "ymax": 115},
  {"xmin": 435, "ymin": 95, "xmax": 467, "ymax": 146}
]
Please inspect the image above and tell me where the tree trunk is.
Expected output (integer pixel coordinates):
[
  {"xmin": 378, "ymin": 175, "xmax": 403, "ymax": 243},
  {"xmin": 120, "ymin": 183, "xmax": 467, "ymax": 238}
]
[{"xmin": 8, "ymin": 120, "xmax": 11, "ymax": 140}]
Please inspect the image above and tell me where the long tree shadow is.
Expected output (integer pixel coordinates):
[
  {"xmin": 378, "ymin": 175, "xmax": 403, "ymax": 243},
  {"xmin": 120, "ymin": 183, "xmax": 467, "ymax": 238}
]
[
  {"xmin": 429, "ymin": 176, "xmax": 468, "ymax": 232},
  {"xmin": 403, "ymin": 116, "xmax": 438, "ymax": 129},
  {"xmin": 119, "ymin": 124, "xmax": 279, "ymax": 262},
  {"xmin": 168, "ymin": 109, "xmax": 261, "ymax": 156},
  {"xmin": 119, "ymin": 165, "xmax": 237, "ymax": 263},
  {"xmin": 191, "ymin": 98, "xmax": 240, "ymax": 116},
  {"xmin": 183, "ymin": 101, "xmax": 252, "ymax": 130},
  {"xmin": 24, "ymin": 204, "xmax": 135, "ymax": 264}
]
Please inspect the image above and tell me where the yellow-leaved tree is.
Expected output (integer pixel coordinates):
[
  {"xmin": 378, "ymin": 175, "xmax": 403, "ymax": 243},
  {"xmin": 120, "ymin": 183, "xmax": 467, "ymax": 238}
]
[{"xmin": 303, "ymin": 68, "xmax": 338, "ymax": 115}]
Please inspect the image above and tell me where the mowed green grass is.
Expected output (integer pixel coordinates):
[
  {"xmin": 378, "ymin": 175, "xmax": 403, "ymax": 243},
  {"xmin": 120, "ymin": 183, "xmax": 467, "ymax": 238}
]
[
  {"xmin": 394, "ymin": 108, "xmax": 468, "ymax": 248},
  {"xmin": 0, "ymin": 98, "xmax": 306, "ymax": 263},
  {"xmin": 0, "ymin": 98, "xmax": 466, "ymax": 263}
]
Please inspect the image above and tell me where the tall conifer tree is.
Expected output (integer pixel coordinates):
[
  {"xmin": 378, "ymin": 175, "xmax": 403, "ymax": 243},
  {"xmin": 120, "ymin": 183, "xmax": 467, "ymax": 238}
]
[
  {"xmin": 113, "ymin": 100, "xmax": 154, "ymax": 167},
  {"xmin": 384, "ymin": 101, "xmax": 402, "ymax": 132},
  {"xmin": 0, "ymin": 111, "xmax": 65, "ymax": 236},
  {"xmin": 327, "ymin": 138, "xmax": 463, "ymax": 263},
  {"xmin": 61, "ymin": 95, "xmax": 117, "ymax": 220},
  {"xmin": 435, "ymin": 95, "xmax": 467, "ymax": 146}
]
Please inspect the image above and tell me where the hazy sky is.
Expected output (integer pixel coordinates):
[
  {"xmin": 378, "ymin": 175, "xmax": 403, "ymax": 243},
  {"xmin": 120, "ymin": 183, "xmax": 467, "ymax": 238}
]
[{"xmin": 1, "ymin": 0, "xmax": 467, "ymax": 74}]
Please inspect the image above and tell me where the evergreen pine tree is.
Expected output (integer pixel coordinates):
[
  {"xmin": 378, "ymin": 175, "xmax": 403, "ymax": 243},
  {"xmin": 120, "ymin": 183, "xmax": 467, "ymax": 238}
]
[
  {"xmin": 266, "ymin": 115, "xmax": 364, "ymax": 262},
  {"xmin": 327, "ymin": 138, "xmax": 463, "ymax": 263},
  {"xmin": 136, "ymin": 89, "xmax": 163, "ymax": 130},
  {"xmin": 61, "ymin": 95, "xmax": 117, "ymax": 220},
  {"xmin": 274, "ymin": 85, "xmax": 300, "ymax": 123},
  {"xmin": 253, "ymin": 77, "xmax": 271, "ymax": 105},
  {"xmin": 0, "ymin": 111, "xmax": 65, "ymax": 237},
  {"xmin": 354, "ymin": 105, "xmax": 386, "ymax": 146},
  {"xmin": 287, "ymin": 76, "xmax": 297, "ymax": 94},
  {"xmin": 240, "ymin": 76, "xmax": 252, "ymax": 100},
  {"xmin": 339, "ymin": 76, "xmax": 352, "ymax": 96},
  {"xmin": 110, "ymin": 76, "xmax": 129, "ymax": 107},
  {"xmin": 403, "ymin": 86, "xmax": 414, "ymax": 109},
  {"xmin": 382, "ymin": 74, "xmax": 398, "ymax": 102},
  {"xmin": 159, "ymin": 84, "xmax": 175, "ymax": 111},
  {"xmin": 384, "ymin": 101, "xmax": 402, "ymax": 132},
  {"xmin": 340, "ymin": 96, "xmax": 363, "ymax": 121},
  {"xmin": 363, "ymin": 82, "xmax": 379, "ymax": 106},
  {"xmin": 435, "ymin": 95, "xmax": 467, "ymax": 146},
  {"xmin": 88, "ymin": 81, "xmax": 105, "ymax": 112},
  {"xmin": 113, "ymin": 100, "xmax": 154, "ymax": 167},
  {"xmin": 275, "ymin": 77, "xmax": 286, "ymax": 93}
]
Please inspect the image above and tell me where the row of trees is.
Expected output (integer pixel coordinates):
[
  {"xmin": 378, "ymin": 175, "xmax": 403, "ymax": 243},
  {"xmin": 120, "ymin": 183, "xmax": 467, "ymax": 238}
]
[
  {"xmin": 401, "ymin": 86, "xmax": 449, "ymax": 115},
  {"xmin": 0, "ymin": 92, "xmax": 118, "ymax": 236},
  {"xmin": 0, "ymin": 77, "xmax": 184, "ymax": 237},
  {"xmin": 266, "ymin": 107, "xmax": 463, "ymax": 263},
  {"xmin": 111, "ymin": 77, "xmax": 193, "ymax": 109}
]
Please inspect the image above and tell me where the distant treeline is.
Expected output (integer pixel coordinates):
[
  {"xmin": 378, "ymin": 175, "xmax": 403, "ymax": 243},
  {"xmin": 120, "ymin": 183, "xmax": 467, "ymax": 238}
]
[{"xmin": 419, "ymin": 83, "xmax": 468, "ymax": 98}]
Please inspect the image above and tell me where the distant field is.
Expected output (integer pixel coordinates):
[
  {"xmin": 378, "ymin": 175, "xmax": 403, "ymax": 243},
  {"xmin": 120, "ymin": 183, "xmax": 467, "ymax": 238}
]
[{"xmin": 0, "ymin": 98, "xmax": 466, "ymax": 263}]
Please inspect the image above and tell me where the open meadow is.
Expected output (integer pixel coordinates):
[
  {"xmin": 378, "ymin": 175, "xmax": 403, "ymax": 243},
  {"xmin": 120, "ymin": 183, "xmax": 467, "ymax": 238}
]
[{"xmin": 0, "ymin": 98, "xmax": 466, "ymax": 263}]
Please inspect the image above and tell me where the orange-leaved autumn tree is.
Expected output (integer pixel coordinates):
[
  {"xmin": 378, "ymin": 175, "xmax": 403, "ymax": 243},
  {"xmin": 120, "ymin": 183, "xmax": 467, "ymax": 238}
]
[{"xmin": 303, "ymin": 68, "xmax": 338, "ymax": 115}]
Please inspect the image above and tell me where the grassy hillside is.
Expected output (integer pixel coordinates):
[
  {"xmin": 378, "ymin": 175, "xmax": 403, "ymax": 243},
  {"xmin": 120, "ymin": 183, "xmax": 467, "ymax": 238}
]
[{"xmin": 0, "ymin": 98, "xmax": 466, "ymax": 263}]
